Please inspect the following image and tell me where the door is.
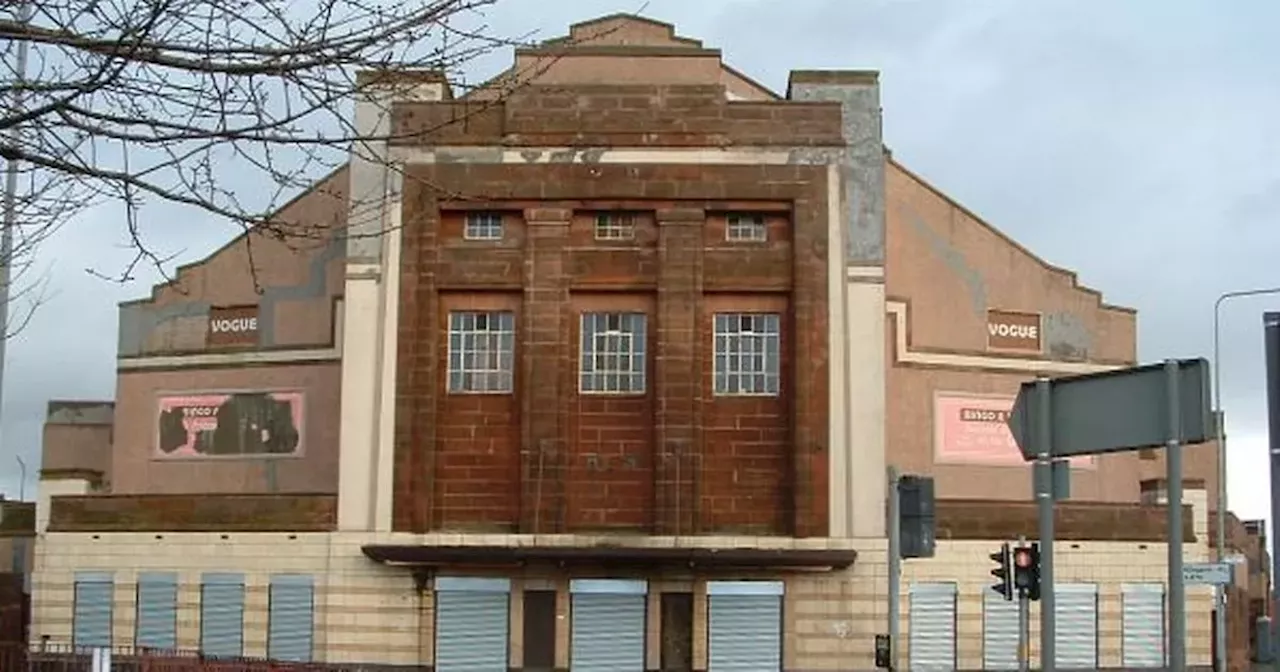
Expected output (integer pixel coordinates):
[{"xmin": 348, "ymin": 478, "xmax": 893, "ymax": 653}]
[
  {"xmin": 435, "ymin": 577, "xmax": 511, "ymax": 672},
  {"xmin": 570, "ymin": 579, "xmax": 647, "ymax": 671},
  {"xmin": 200, "ymin": 572, "xmax": 245, "ymax": 658},
  {"xmin": 72, "ymin": 572, "xmax": 113, "ymax": 649},
  {"xmin": 908, "ymin": 582, "xmax": 957, "ymax": 670},
  {"xmin": 1122, "ymin": 583, "xmax": 1166, "ymax": 667},
  {"xmin": 1055, "ymin": 583, "xmax": 1099, "ymax": 670},
  {"xmin": 135, "ymin": 572, "xmax": 178, "ymax": 650},
  {"xmin": 707, "ymin": 581, "xmax": 784, "ymax": 672},
  {"xmin": 982, "ymin": 589, "xmax": 1020, "ymax": 670},
  {"xmin": 267, "ymin": 574, "xmax": 315, "ymax": 662}
]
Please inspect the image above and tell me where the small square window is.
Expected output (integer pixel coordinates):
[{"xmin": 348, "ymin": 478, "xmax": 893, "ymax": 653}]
[
  {"xmin": 464, "ymin": 213, "xmax": 503, "ymax": 240},
  {"xmin": 594, "ymin": 213, "xmax": 636, "ymax": 241},
  {"xmin": 726, "ymin": 214, "xmax": 767, "ymax": 242}
]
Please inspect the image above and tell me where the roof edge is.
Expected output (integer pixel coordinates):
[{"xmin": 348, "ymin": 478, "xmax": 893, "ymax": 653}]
[{"xmin": 888, "ymin": 155, "xmax": 1137, "ymax": 316}]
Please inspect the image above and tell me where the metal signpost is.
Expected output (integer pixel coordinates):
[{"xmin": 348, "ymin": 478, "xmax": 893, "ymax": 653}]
[
  {"xmin": 1008, "ymin": 358, "xmax": 1213, "ymax": 672},
  {"xmin": 1265, "ymin": 312, "xmax": 1280, "ymax": 662}
]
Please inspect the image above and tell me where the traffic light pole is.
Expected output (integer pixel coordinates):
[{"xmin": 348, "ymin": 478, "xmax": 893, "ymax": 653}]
[
  {"xmin": 886, "ymin": 466, "xmax": 901, "ymax": 671},
  {"xmin": 1035, "ymin": 377, "xmax": 1056, "ymax": 672},
  {"xmin": 1017, "ymin": 535, "xmax": 1030, "ymax": 672}
]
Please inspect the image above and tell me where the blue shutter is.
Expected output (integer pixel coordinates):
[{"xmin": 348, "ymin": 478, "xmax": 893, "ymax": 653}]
[
  {"xmin": 706, "ymin": 581, "xmax": 784, "ymax": 672},
  {"xmin": 569, "ymin": 579, "xmax": 647, "ymax": 672},
  {"xmin": 135, "ymin": 572, "xmax": 178, "ymax": 650},
  {"xmin": 268, "ymin": 574, "xmax": 315, "ymax": 662},
  {"xmin": 200, "ymin": 572, "xmax": 245, "ymax": 658},
  {"xmin": 72, "ymin": 572, "xmax": 113, "ymax": 650},
  {"xmin": 434, "ymin": 577, "xmax": 510, "ymax": 672}
]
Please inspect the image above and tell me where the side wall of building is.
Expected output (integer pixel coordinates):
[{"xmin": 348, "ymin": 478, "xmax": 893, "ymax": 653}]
[
  {"xmin": 884, "ymin": 158, "xmax": 1220, "ymax": 505},
  {"xmin": 108, "ymin": 170, "xmax": 350, "ymax": 496}
]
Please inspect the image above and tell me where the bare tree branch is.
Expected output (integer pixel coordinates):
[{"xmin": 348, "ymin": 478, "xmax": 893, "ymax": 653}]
[{"xmin": 0, "ymin": 0, "xmax": 582, "ymax": 336}]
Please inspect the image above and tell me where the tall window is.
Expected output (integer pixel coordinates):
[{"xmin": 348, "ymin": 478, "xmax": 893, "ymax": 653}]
[
  {"xmin": 725, "ymin": 214, "xmax": 768, "ymax": 242},
  {"xmin": 448, "ymin": 311, "xmax": 516, "ymax": 393},
  {"xmin": 594, "ymin": 213, "xmax": 636, "ymax": 241},
  {"xmin": 464, "ymin": 212, "xmax": 504, "ymax": 240},
  {"xmin": 580, "ymin": 312, "xmax": 647, "ymax": 394},
  {"xmin": 713, "ymin": 313, "xmax": 781, "ymax": 396}
]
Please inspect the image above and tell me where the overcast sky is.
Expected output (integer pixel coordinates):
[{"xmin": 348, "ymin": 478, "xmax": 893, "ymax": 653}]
[{"xmin": 1, "ymin": 0, "xmax": 1277, "ymax": 539}]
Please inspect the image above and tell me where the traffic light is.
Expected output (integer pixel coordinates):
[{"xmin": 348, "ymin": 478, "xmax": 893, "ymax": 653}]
[
  {"xmin": 1013, "ymin": 543, "xmax": 1041, "ymax": 601},
  {"xmin": 989, "ymin": 542, "xmax": 1012, "ymax": 601}
]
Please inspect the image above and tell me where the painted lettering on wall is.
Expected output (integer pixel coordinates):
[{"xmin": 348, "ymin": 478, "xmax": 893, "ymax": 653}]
[
  {"xmin": 155, "ymin": 391, "xmax": 304, "ymax": 458},
  {"xmin": 207, "ymin": 305, "xmax": 260, "ymax": 348},
  {"xmin": 934, "ymin": 392, "xmax": 1094, "ymax": 468},
  {"xmin": 987, "ymin": 309, "xmax": 1042, "ymax": 353}
]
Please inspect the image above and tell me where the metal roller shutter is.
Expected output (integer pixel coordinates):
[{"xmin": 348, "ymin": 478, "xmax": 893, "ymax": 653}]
[
  {"xmin": 268, "ymin": 574, "xmax": 315, "ymax": 662},
  {"xmin": 982, "ymin": 589, "xmax": 1020, "ymax": 670},
  {"xmin": 435, "ymin": 577, "xmax": 511, "ymax": 672},
  {"xmin": 200, "ymin": 572, "xmax": 245, "ymax": 658},
  {"xmin": 707, "ymin": 581, "xmax": 784, "ymax": 672},
  {"xmin": 908, "ymin": 582, "xmax": 957, "ymax": 671},
  {"xmin": 135, "ymin": 572, "xmax": 178, "ymax": 650},
  {"xmin": 1055, "ymin": 583, "xmax": 1098, "ymax": 670},
  {"xmin": 1122, "ymin": 583, "xmax": 1166, "ymax": 668},
  {"xmin": 73, "ymin": 572, "xmax": 113, "ymax": 649},
  {"xmin": 570, "ymin": 579, "xmax": 647, "ymax": 672}
]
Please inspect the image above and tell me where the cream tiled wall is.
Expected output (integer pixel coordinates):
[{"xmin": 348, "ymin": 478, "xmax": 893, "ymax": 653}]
[
  {"xmin": 785, "ymin": 498, "xmax": 1215, "ymax": 672},
  {"xmin": 31, "ymin": 531, "xmax": 425, "ymax": 664},
  {"xmin": 33, "ymin": 529, "xmax": 1214, "ymax": 669}
]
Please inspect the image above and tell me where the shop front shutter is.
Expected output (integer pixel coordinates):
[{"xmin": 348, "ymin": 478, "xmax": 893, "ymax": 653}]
[
  {"xmin": 1055, "ymin": 583, "xmax": 1099, "ymax": 670},
  {"xmin": 982, "ymin": 588, "xmax": 1020, "ymax": 670},
  {"xmin": 570, "ymin": 579, "xmax": 647, "ymax": 672},
  {"xmin": 908, "ymin": 582, "xmax": 957, "ymax": 671},
  {"xmin": 268, "ymin": 574, "xmax": 315, "ymax": 662},
  {"xmin": 707, "ymin": 580, "xmax": 784, "ymax": 672},
  {"xmin": 1122, "ymin": 583, "xmax": 1166, "ymax": 668},
  {"xmin": 200, "ymin": 572, "xmax": 245, "ymax": 658},
  {"xmin": 434, "ymin": 577, "xmax": 511, "ymax": 672},
  {"xmin": 72, "ymin": 572, "xmax": 113, "ymax": 650},
  {"xmin": 135, "ymin": 572, "xmax": 178, "ymax": 650}
]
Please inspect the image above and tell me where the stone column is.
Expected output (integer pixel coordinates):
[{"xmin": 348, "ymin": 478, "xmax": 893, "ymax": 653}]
[
  {"xmin": 520, "ymin": 207, "xmax": 571, "ymax": 534},
  {"xmin": 655, "ymin": 208, "xmax": 705, "ymax": 536}
]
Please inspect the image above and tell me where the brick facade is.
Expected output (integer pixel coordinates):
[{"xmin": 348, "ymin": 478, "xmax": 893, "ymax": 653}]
[{"xmin": 394, "ymin": 160, "xmax": 832, "ymax": 537}]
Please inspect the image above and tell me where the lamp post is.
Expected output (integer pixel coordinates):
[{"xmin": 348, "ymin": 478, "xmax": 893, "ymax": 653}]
[
  {"xmin": 1212, "ymin": 286, "xmax": 1280, "ymax": 672},
  {"xmin": 16, "ymin": 455, "xmax": 26, "ymax": 501}
]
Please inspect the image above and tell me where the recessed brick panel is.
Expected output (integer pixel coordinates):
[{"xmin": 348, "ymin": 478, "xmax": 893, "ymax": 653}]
[{"xmin": 395, "ymin": 162, "xmax": 830, "ymax": 537}]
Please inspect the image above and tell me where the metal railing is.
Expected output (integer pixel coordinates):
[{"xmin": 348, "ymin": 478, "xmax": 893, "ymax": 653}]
[{"xmin": 0, "ymin": 642, "xmax": 429, "ymax": 671}]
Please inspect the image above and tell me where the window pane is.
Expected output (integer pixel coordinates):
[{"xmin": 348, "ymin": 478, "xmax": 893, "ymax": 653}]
[
  {"xmin": 580, "ymin": 312, "xmax": 647, "ymax": 394},
  {"xmin": 446, "ymin": 310, "xmax": 516, "ymax": 393},
  {"xmin": 712, "ymin": 311, "xmax": 782, "ymax": 396}
]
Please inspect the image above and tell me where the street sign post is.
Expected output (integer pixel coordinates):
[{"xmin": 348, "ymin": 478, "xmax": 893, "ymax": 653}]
[
  {"xmin": 1183, "ymin": 562, "xmax": 1232, "ymax": 586},
  {"xmin": 1007, "ymin": 358, "xmax": 1212, "ymax": 460},
  {"xmin": 1007, "ymin": 358, "xmax": 1213, "ymax": 672}
]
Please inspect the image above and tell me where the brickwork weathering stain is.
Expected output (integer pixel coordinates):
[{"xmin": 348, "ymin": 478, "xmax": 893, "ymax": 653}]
[{"xmin": 393, "ymin": 160, "xmax": 832, "ymax": 538}]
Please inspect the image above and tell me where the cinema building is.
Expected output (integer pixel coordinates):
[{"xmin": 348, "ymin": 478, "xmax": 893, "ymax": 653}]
[{"xmin": 26, "ymin": 14, "xmax": 1270, "ymax": 671}]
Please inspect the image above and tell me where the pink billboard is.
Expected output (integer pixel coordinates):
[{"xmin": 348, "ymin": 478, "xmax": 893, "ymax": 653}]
[
  {"xmin": 933, "ymin": 393, "xmax": 1094, "ymax": 468},
  {"xmin": 155, "ymin": 391, "xmax": 304, "ymax": 458}
]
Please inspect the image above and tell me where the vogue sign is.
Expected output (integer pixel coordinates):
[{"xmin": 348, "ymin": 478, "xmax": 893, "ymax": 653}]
[
  {"xmin": 207, "ymin": 305, "xmax": 260, "ymax": 347},
  {"xmin": 987, "ymin": 309, "xmax": 1042, "ymax": 353}
]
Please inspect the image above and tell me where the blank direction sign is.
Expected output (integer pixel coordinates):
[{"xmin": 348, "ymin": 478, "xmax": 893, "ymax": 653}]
[{"xmin": 1006, "ymin": 358, "xmax": 1213, "ymax": 461}]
